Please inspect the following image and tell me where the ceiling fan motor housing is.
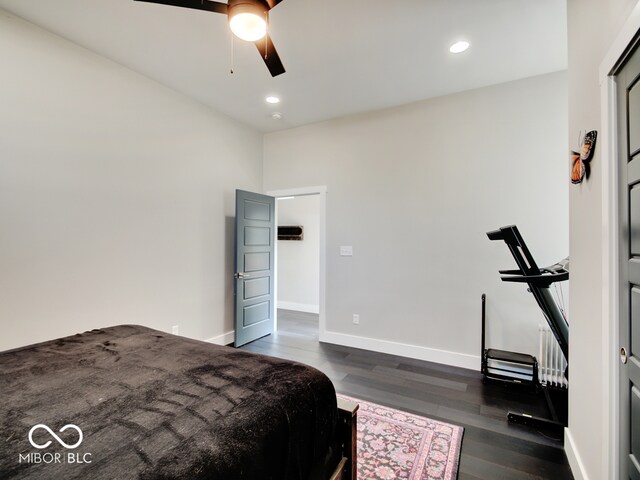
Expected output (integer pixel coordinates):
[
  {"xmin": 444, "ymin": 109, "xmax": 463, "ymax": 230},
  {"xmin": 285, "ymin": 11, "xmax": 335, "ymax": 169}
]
[{"xmin": 227, "ymin": 0, "xmax": 269, "ymax": 16}]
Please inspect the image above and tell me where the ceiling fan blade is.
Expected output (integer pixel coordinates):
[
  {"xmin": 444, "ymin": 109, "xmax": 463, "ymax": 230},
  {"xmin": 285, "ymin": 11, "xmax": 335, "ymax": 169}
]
[
  {"xmin": 134, "ymin": 0, "xmax": 228, "ymax": 15},
  {"xmin": 263, "ymin": 0, "xmax": 284, "ymax": 9},
  {"xmin": 255, "ymin": 34, "xmax": 285, "ymax": 77}
]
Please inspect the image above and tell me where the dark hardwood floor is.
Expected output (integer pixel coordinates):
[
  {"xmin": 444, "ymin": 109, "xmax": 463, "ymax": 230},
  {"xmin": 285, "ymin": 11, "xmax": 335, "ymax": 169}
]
[{"xmin": 239, "ymin": 310, "xmax": 574, "ymax": 480}]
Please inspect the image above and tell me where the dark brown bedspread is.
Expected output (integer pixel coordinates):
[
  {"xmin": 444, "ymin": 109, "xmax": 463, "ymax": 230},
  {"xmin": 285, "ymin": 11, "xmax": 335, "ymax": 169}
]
[{"xmin": 0, "ymin": 325, "xmax": 339, "ymax": 479}]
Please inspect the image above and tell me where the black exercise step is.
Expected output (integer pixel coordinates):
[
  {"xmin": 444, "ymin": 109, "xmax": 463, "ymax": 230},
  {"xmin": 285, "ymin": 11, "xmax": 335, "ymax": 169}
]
[{"xmin": 486, "ymin": 348, "xmax": 536, "ymax": 365}]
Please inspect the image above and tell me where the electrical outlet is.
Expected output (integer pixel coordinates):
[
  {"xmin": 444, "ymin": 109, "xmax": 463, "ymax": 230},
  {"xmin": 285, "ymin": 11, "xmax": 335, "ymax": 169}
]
[
  {"xmin": 172, "ymin": 325, "xmax": 179, "ymax": 335},
  {"xmin": 352, "ymin": 314, "xmax": 359, "ymax": 325}
]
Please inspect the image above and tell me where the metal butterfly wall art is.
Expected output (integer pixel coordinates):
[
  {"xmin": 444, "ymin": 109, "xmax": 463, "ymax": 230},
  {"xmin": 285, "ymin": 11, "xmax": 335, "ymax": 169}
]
[{"xmin": 571, "ymin": 130, "xmax": 597, "ymax": 184}]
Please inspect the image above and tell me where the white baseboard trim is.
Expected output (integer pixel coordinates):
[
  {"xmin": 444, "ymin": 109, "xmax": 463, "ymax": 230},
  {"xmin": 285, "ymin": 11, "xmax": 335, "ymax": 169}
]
[
  {"xmin": 320, "ymin": 330, "xmax": 480, "ymax": 371},
  {"xmin": 564, "ymin": 428, "xmax": 588, "ymax": 480},
  {"xmin": 277, "ymin": 301, "xmax": 320, "ymax": 314},
  {"xmin": 205, "ymin": 330, "xmax": 235, "ymax": 346}
]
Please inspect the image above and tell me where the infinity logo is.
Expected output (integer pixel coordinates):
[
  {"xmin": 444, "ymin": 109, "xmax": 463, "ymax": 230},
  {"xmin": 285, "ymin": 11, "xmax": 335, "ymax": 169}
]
[{"xmin": 28, "ymin": 424, "xmax": 83, "ymax": 450}]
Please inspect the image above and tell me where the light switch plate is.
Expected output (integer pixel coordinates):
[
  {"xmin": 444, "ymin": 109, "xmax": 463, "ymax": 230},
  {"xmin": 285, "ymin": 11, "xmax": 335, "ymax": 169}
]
[{"xmin": 340, "ymin": 246, "xmax": 353, "ymax": 256}]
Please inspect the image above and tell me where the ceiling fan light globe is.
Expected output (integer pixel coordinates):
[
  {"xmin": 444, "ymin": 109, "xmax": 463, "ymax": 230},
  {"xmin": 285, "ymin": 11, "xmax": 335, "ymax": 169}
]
[{"xmin": 229, "ymin": 11, "xmax": 267, "ymax": 42}]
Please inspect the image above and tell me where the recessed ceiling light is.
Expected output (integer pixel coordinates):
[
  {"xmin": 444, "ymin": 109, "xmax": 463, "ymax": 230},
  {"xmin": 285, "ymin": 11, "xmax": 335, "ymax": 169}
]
[
  {"xmin": 449, "ymin": 41, "xmax": 470, "ymax": 54},
  {"xmin": 265, "ymin": 96, "xmax": 280, "ymax": 104}
]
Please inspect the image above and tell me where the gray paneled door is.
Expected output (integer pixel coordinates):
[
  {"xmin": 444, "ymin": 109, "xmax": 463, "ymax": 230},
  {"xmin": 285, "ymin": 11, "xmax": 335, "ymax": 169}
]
[
  {"xmin": 234, "ymin": 190, "xmax": 275, "ymax": 347},
  {"xmin": 617, "ymin": 38, "xmax": 640, "ymax": 480}
]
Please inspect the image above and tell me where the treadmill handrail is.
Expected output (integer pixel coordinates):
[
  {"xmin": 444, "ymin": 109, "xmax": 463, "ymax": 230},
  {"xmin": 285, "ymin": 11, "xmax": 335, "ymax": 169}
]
[{"xmin": 500, "ymin": 271, "xmax": 569, "ymax": 286}]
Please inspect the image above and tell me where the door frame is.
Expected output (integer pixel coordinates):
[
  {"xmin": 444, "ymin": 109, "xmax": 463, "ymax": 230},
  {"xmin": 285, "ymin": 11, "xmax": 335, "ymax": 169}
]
[
  {"xmin": 601, "ymin": 5, "xmax": 640, "ymax": 479},
  {"xmin": 266, "ymin": 185, "xmax": 327, "ymax": 338}
]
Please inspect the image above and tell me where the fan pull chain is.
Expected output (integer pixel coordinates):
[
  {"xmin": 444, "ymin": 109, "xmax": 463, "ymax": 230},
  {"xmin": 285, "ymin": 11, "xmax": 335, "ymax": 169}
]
[
  {"xmin": 264, "ymin": 11, "xmax": 268, "ymax": 59},
  {"xmin": 230, "ymin": 29, "xmax": 234, "ymax": 74}
]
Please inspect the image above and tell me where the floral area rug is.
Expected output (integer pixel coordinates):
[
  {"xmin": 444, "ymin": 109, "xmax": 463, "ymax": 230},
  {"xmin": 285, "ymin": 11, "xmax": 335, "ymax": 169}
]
[{"xmin": 338, "ymin": 394, "xmax": 463, "ymax": 480}]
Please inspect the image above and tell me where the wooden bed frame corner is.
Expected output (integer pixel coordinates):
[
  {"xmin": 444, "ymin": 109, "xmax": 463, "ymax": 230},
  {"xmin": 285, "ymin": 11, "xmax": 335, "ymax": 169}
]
[{"xmin": 330, "ymin": 397, "xmax": 359, "ymax": 480}]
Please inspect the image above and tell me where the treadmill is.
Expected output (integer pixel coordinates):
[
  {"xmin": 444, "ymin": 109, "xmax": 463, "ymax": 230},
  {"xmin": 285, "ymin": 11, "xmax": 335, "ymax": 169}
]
[{"xmin": 486, "ymin": 225, "xmax": 569, "ymax": 432}]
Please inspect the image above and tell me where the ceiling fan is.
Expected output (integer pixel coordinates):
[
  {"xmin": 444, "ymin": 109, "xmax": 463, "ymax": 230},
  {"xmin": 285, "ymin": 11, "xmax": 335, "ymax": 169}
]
[{"xmin": 134, "ymin": 0, "xmax": 286, "ymax": 77}]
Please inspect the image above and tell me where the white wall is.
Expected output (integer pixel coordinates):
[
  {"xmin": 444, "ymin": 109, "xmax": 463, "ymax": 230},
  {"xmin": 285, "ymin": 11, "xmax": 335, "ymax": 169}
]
[
  {"xmin": 264, "ymin": 71, "xmax": 569, "ymax": 369},
  {"xmin": 566, "ymin": 1, "xmax": 639, "ymax": 479},
  {"xmin": 0, "ymin": 11, "xmax": 263, "ymax": 351},
  {"xmin": 276, "ymin": 195, "xmax": 320, "ymax": 313}
]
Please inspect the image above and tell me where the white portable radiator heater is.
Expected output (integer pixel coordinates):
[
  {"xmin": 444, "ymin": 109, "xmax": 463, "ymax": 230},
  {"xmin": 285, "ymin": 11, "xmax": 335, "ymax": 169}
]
[{"xmin": 538, "ymin": 324, "xmax": 568, "ymax": 388}]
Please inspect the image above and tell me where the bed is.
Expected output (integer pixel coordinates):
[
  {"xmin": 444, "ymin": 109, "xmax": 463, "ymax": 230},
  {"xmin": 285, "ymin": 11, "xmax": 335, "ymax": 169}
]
[{"xmin": 0, "ymin": 325, "xmax": 357, "ymax": 480}]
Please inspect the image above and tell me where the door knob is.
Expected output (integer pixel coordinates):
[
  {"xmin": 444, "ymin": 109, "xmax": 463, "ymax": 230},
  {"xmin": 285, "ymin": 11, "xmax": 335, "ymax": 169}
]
[
  {"xmin": 234, "ymin": 272, "xmax": 250, "ymax": 279},
  {"xmin": 621, "ymin": 347, "xmax": 629, "ymax": 364}
]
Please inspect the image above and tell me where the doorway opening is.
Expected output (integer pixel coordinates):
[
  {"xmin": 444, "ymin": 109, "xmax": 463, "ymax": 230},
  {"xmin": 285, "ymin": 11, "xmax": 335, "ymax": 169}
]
[
  {"xmin": 267, "ymin": 186, "xmax": 327, "ymax": 341},
  {"xmin": 276, "ymin": 194, "xmax": 320, "ymax": 338}
]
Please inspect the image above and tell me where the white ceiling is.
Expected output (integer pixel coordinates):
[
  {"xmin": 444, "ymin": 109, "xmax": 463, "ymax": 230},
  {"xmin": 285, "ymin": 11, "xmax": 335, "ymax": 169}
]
[{"xmin": 0, "ymin": 0, "xmax": 567, "ymax": 132}]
